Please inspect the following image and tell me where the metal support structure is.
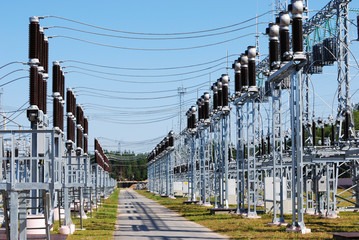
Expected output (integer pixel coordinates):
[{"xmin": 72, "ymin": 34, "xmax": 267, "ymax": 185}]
[
  {"xmin": 270, "ymin": 86, "xmax": 285, "ymax": 224},
  {"xmin": 288, "ymin": 70, "xmax": 310, "ymax": 233},
  {"xmin": 236, "ymin": 104, "xmax": 245, "ymax": 214},
  {"xmin": 246, "ymin": 99, "xmax": 259, "ymax": 218}
]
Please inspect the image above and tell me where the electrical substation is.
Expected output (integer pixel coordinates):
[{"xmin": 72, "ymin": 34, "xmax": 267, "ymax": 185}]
[
  {"xmin": 0, "ymin": 16, "xmax": 116, "ymax": 239},
  {"xmin": 147, "ymin": 0, "xmax": 359, "ymax": 235},
  {"xmin": 1, "ymin": 0, "xmax": 359, "ymax": 239}
]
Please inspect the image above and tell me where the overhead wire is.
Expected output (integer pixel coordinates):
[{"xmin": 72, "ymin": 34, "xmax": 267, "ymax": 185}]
[
  {"xmin": 0, "ymin": 61, "xmax": 27, "ymax": 70},
  {"xmin": 48, "ymin": 33, "xmax": 257, "ymax": 51},
  {"xmin": 46, "ymin": 22, "xmax": 267, "ymax": 40},
  {"xmin": 91, "ymin": 113, "xmax": 177, "ymax": 125},
  {"xmin": 42, "ymin": 11, "xmax": 272, "ymax": 36},
  {"xmin": 82, "ymin": 99, "xmax": 194, "ymax": 111},
  {"xmin": 66, "ymin": 66, "xmax": 224, "ymax": 84},
  {"xmin": 72, "ymin": 81, "xmax": 208, "ymax": 94},
  {"xmin": 63, "ymin": 61, "xmax": 226, "ymax": 78},
  {"xmin": 76, "ymin": 87, "xmax": 201, "ymax": 100},
  {"xmin": 0, "ymin": 69, "xmax": 28, "ymax": 81},
  {"xmin": 0, "ymin": 76, "xmax": 28, "ymax": 88},
  {"xmin": 61, "ymin": 54, "xmax": 240, "ymax": 71}
]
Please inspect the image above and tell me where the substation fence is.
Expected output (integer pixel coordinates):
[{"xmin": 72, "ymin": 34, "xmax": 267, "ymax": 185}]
[
  {"xmin": 0, "ymin": 16, "xmax": 116, "ymax": 240},
  {"xmin": 147, "ymin": 0, "xmax": 359, "ymax": 234}
]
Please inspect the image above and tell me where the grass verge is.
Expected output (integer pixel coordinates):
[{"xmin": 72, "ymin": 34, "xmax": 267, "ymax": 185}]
[
  {"xmin": 51, "ymin": 188, "xmax": 120, "ymax": 240},
  {"xmin": 136, "ymin": 190, "xmax": 359, "ymax": 239}
]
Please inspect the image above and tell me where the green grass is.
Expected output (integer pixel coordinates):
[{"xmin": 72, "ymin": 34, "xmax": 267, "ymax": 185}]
[
  {"xmin": 51, "ymin": 188, "xmax": 120, "ymax": 240},
  {"xmin": 137, "ymin": 190, "xmax": 359, "ymax": 239}
]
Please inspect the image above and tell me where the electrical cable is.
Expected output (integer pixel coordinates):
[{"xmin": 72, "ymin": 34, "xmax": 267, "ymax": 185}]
[
  {"xmin": 0, "ymin": 69, "xmax": 28, "ymax": 81},
  {"xmin": 62, "ymin": 54, "xmax": 240, "ymax": 71},
  {"xmin": 76, "ymin": 87, "xmax": 200, "ymax": 100},
  {"xmin": 66, "ymin": 66, "xmax": 224, "ymax": 84},
  {"xmin": 48, "ymin": 33, "xmax": 256, "ymax": 51},
  {"xmin": 72, "ymin": 81, "xmax": 208, "ymax": 94},
  {"xmin": 43, "ymin": 12, "xmax": 272, "ymax": 36},
  {"xmin": 82, "ymin": 99, "xmax": 193, "ymax": 110},
  {"xmin": 0, "ymin": 61, "xmax": 26, "ymax": 70},
  {"xmin": 47, "ymin": 22, "xmax": 267, "ymax": 40},
  {"xmin": 91, "ymin": 113, "xmax": 177, "ymax": 125},
  {"xmin": 0, "ymin": 101, "xmax": 29, "ymax": 128},
  {"xmin": 64, "ymin": 61, "xmax": 226, "ymax": 78},
  {"xmin": 0, "ymin": 76, "xmax": 28, "ymax": 88}
]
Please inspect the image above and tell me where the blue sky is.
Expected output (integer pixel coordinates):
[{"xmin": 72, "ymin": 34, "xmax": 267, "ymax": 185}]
[{"xmin": 1, "ymin": 0, "xmax": 359, "ymax": 153}]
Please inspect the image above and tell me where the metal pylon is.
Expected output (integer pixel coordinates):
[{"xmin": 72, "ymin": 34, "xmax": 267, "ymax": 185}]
[
  {"xmin": 289, "ymin": 70, "xmax": 308, "ymax": 233},
  {"xmin": 221, "ymin": 113, "xmax": 230, "ymax": 208},
  {"xmin": 271, "ymin": 86, "xmax": 285, "ymax": 224},
  {"xmin": 199, "ymin": 127, "xmax": 211, "ymax": 205},
  {"xmin": 213, "ymin": 119, "xmax": 221, "ymax": 208},
  {"xmin": 236, "ymin": 104, "xmax": 245, "ymax": 214},
  {"xmin": 188, "ymin": 134, "xmax": 197, "ymax": 201},
  {"xmin": 336, "ymin": 1, "xmax": 354, "ymax": 140},
  {"xmin": 246, "ymin": 99, "xmax": 259, "ymax": 218}
]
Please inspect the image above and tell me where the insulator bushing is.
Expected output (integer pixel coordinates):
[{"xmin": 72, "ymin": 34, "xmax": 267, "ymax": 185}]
[
  {"xmin": 52, "ymin": 62, "xmax": 60, "ymax": 94},
  {"xmin": 165, "ymin": 137, "xmax": 169, "ymax": 148},
  {"xmin": 217, "ymin": 79, "xmax": 223, "ymax": 108},
  {"xmin": 77, "ymin": 127, "xmax": 82, "ymax": 149},
  {"xmin": 38, "ymin": 29, "xmax": 44, "ymax": 67},
  {"xmin": 344, "ymin": 112, "xmax": 349, "ymax": 140},
  {"xmin": 29, "ymin": 18, "xmax": 39, "ymax": 60},
  {"xmin": 61, "ymin": 73, "xmax": 65, "ymax": 100},
  {"xmin": 261, "ymin": 138, "xmax": 265, "ymax": 154},
  {"xmin": 84, "ymin": 117, "xmax": 88, "ymax": 134},
  {"xmin": 197, "ymin": 98, "xmax": 202, "ymax": 122},
  {"xmin": 66, "ymin": 89, "xmax": 72, "ymax": 113},
  {"xmin": 169, "ymin": 131, "xmax": 174, "ymax": 147},
  {"xmin": 53, "ymin": 98, "xmax": 60, "ymax": 128},
  {"xmin": 290, "ymin": 0, "xmax": 304, "ymax": 53},
  {"xmin": 240, "ymin": 54, "xmax": 248, "ymax": 89},
  {"xmin": 67, "ymin": 116, "xmax": 72, "ymax": 141},
  {"xmin": 312, "ymin": 120, "xmax": 316, "ymax": 146},
  {"xmin": 186, "ymin": 111, "xmax": 190, "ymax": 129},
  {"xmin": 38, "ymin": 73, "xmax": 43, "ymax": 111},
  {"xmin": 267, "ymin": 135, "xmax": 271, "ymax": 154},
  {"xmin": 279, "ymin": 12, "xmax": 291, "ymax": 61},
  {"xmin": 43, "ymin": 79, "xmax": 47, "ymax": 114},
  {"xmin": 60, "ymin": 103, "xmax": 64, "ymax": 131},
  {"xmin": 203, "ymin": 92, "xmax": 210, "ymax": 119},
  {"xmin": 72, "ymin": 92, "xmax": 76, "ymax": 116},
  {"xmin": 76, "ymin": 105, "xmax": 82, "ymax": 125},
  {"xmin": 29, "ymin": 66, "xmax": 38, "ymax": 106},
  {"xmin": 234, "ymin": 59, "xmax": 241, "ymax": 93},
  {"xmin": 191, "ymin": 106, "xmax": 196, "ymax": 128},
  {"xmin": 268, "ymin": 23, "xmax": 280, "ymax": 70},
  {"xmin": 44, "ymin": 38, "xmax": 49, "ymax": 73},
  {"xmin": 221, "ymin": 74, "xmax": 229, "ymax": 107},
  {"xmin": 211, "ymin": 83, "xmax": 218, "ymax": 110},
  {"xmin": 72, "ymin": 119, "xmax": 76, "ymax": 142},
  {"xmin": 247, "ymin": 46, "xmax": 256, "ymax": 87}
]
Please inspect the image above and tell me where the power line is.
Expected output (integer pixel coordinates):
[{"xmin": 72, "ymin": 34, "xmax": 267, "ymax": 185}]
[
  {"xmin": 46, "ymin": 22, "xmax": 267, "ymax": 41},
  {"xmin": 0, "ymin": 61, "xmax": 26, "ymax": 70},
  {"xmin": 49, "ymin": 32, "xmax": 257, "ymax": 51},
  {"xmin": 73, "ymin": 81, "xmax": 208, "ymax": 94},
  {"xmin": 0, "ymin": 76, "xmax": 28, "ymax": 88},
  {"xmin": 66, "ymin": 66, "xmax": 224, "ymax": 84},
  {"xmin": 43, "ymin": 11, "xmax": 272, "ymax": 36},
  {"xmin": 0, "ymin": 69, "xmax": 28, "ymax": 81},
  {"xmin": 64, "ymin": 61, "xmax": 226, "ymax": 78},
  {"xmin": 61, "ymin": 54, "xmax": 240, "ymax": 71}
]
